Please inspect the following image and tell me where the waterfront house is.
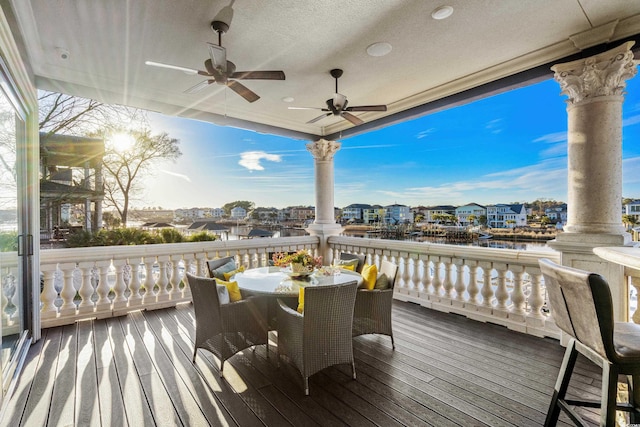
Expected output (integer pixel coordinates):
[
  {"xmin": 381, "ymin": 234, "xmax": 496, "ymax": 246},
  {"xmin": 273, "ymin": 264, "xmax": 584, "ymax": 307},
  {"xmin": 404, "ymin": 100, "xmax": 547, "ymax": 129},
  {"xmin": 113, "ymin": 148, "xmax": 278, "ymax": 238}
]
[
  {"xmin": 362, "ymin": 204, "xmax": 385, "ymax": 224},
  {"xmin": 625, "ymin": 199, "xmax": 640, "ymax": 222},
  {"xmin": 230, "ymin": 206, "xmax": 247, "ymax": 220},
  {"xmin": 455, "ymin": 203, "xmax": 486, "ymax": 226},
  {"xmin": 2, "ymin": 2, "xmax": 640, "ymax": 424},
  {"xmin": 424, "ymin": 205, "xmax": 457, "ymax": 223},
  {"xmin": 384, "ymin": 203, "xmax": 413, "ymax": 224},
  {"xmin": 486, "ymin": 203, "xmax": 528, "ymax": 228},
  {"xmin": 341, "ymin": 203, "xmax": 370, "ymax": 222},
  {"xmin": 545, "ymin": 203, "xmax": 569, "ymax": 224}
]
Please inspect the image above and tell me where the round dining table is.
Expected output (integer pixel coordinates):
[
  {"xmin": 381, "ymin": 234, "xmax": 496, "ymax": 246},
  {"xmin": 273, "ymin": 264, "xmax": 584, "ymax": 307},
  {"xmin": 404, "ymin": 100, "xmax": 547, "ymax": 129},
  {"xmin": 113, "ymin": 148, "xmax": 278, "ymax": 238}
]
[{"xmin": 232, "ymin": 266, "xmax": 362, "ymax": 297}]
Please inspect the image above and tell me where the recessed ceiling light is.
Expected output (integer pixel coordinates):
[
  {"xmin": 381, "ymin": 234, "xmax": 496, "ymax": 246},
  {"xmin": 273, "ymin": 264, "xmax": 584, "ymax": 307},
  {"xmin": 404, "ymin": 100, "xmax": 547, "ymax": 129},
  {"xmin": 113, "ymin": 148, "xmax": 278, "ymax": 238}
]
[
  {"xmin": 56, "ymin": 47, "xmax": 70, "ymax": 60},
  {"xmin": 431, "ymin": 5, "xmax": 454, "ymax": 20},
  {"xmin": 366, "ymin": 42, "xmax": 392, "ymax": 57},
  {"xmin": 281, "ymin": 96, "xmax": 294, "ymax": 103}
]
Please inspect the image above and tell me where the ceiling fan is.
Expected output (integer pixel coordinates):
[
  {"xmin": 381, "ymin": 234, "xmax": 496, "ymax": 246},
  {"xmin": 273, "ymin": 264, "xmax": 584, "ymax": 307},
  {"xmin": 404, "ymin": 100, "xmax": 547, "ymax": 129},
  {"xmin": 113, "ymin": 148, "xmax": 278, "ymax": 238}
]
[
  {"xmin": 145, "ymin": 20, "xmax": 285, "ymax": 103},
  {"xmin": 289, "ymin": 68, "xmax": 387, "ymax": 125}
]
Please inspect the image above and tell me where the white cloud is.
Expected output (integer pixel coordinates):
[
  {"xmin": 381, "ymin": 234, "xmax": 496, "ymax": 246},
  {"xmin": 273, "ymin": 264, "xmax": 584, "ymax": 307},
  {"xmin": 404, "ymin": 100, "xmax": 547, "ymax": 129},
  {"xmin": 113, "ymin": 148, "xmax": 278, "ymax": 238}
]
[
  {"xmin": 238, "ymin": 151, "xmax": 282, "ymax": 171},
  {"xmin": 533, "ymin": 131, "xmax": 567, "ymax": 144},
  {"xmin": 485, "ymin": 118, "xmax": 503, "ymax": 134},
  {"xmin": 416, "ymin": 128, "xmax": 436, "ymax": 139},
  {"xmin": 623, "ymin": 114, "xmax": 640, "ymax": 127},
  {"xmin": 160, "ymin": 170, "xmax": 191, "ymax": 182}
]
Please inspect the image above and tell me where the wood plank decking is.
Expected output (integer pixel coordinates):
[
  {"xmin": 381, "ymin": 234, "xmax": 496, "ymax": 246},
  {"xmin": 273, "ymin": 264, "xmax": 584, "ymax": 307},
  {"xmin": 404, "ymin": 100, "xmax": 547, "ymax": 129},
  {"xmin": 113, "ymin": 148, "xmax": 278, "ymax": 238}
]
[{"xmin": 3, "ymin": 300, "xmax": 606, "ymax": 426}]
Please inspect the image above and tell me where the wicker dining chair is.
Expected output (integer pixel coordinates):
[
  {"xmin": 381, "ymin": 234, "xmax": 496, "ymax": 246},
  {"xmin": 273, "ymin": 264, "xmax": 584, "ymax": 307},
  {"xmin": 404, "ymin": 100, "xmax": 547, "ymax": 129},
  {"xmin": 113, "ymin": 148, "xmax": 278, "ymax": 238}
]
[
  {"xmin": 352, "ymin": 259, "xmax": 399, "ymax": 349},
  {"xmin": 276, "ymin": 281, "xmax": 358, "ymax": 395},
  {"xmin": 186, "ymin": 273, "xmax": 268, "ymax": 377},
  {"xmin": 539, "ymin": 258, "xmax": 640, "ymax": 426}
]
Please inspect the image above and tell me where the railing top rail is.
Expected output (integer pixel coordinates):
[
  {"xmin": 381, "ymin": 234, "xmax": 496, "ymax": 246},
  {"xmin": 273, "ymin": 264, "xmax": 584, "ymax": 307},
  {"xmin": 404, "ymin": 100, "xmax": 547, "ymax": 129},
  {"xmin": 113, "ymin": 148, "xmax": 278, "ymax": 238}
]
[{"xmin": 39, "ymin": 235, "xmax": 320, "ymax": 264}]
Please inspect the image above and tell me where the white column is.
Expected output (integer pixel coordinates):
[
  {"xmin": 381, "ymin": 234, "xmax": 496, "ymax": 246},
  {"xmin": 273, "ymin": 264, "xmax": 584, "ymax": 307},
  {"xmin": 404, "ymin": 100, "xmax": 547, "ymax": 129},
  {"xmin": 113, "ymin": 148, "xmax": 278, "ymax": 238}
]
[
  {"xmin": 305, "ymin": 139, "xmax": 343, "ymax": 263},
  {"xmin": 549, "ymin": 41, "xmax": 637, "ymax": 320}
]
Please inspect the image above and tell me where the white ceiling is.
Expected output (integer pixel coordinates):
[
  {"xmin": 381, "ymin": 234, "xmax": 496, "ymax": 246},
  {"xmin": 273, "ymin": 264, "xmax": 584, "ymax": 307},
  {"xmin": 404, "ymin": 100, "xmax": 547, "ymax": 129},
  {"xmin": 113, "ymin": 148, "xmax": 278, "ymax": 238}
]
[{"xmin": 6, "ymin": 0, "xmax": 640, "ymax": 140}]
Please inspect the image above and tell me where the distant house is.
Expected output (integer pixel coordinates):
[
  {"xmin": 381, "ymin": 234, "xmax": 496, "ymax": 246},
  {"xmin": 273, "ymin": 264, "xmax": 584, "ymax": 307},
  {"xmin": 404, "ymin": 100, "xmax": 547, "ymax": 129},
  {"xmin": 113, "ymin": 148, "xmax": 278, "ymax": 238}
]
[
  {"xmin": 230, "ymin": 206, "xmax": 247, "ymax": 219},
  {"xmin": 455, "ymin": 203, "xmax": 486, "ymax": 226},
  {"xmin": 424, "ymin": 205, "xmax": 457, "ymax": 223},
  {"xmin": 342, "ymin": 204, "xmax": 370, "ymax": 222},
  {"xmin": 545, "ymin": 203, "xmax": 568, "ymax": 224},
  {"xmin": 362, "ymin": 205, "xmax": 385, "ymax": 223},
  {"xmin": 185, "ymin": 221, "xmax": 229, "ymax": 239},
  {"xmin": 624, "ymin": 200, "xmax": 640, "ymax": 222},
  {"xmin": 486, "ymin": 204, "xmax": 527, "ymax": 228},
  {"xmin": 384, "ymin": 204, "xmax": 413, "ymax": 224}
]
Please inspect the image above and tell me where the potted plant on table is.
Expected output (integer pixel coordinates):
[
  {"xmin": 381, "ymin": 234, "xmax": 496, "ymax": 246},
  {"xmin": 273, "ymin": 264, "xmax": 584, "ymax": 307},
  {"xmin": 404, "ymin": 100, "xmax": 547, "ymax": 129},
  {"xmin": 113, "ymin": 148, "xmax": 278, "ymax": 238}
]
[{"xmin": 272, "ymin": 250, "xmax": 323, "ymax": 275}]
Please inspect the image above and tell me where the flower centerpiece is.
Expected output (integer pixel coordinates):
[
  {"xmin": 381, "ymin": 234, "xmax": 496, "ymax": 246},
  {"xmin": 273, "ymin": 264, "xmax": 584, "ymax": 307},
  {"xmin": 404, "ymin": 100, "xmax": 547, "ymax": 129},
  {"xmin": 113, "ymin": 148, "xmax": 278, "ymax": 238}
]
[{"xmin": 272, "ymin": 250, "xmax": 323, "ymax": 276}]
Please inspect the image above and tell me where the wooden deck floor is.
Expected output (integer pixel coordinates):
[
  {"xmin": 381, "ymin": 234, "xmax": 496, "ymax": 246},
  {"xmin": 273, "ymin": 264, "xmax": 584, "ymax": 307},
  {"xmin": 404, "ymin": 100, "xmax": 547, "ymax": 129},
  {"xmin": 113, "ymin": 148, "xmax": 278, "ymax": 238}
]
[{"xmin": 3, "ymin": 300, "xmax": 606, "ymax": 426}]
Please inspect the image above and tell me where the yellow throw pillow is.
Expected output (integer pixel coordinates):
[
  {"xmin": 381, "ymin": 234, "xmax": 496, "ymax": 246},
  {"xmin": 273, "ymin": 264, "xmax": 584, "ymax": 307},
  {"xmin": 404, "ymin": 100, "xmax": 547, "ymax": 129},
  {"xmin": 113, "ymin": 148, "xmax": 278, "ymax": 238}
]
[
  {"xmin": 361, "ymin": 263, "xmax": 378, "ymax": 290},
  {"xmin": 223, "ymin": 265, "xmax": 245, "ymax": 281},
  {"xmin": 340, "ymin": 263, "xmax": 356, "ymax": 271},
  {"xmin": 334, "ymin": 258, "xmax": 359, "ymax": 271},
  {"xmin": 297, "ymin": 286, "xmax": 305, "ymax": 313},
  {"xmin": 215, "ymin": 279, "xmax": 242, "ymax": 302}
]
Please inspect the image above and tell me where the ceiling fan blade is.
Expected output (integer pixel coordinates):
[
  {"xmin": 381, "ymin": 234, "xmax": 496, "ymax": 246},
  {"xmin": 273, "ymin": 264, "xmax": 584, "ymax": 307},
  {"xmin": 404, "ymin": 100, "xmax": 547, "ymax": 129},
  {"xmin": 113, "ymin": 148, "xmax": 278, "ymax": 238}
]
[
  {"xmin": 207, "ymin": 43, "xmax": 227, "ymax": 72},
  {"xmin": 230, "ymin": 70, "xmax": 285, "ymax": 80},
  {"xmin": 227, "ymin": 80, "xmax": 260, "ymax": 103},
  {"xmin": 184, "ymin": 80, "xmax": 214, "ymax": 94},
  {"xmin": 145, "ymin": 60, "xmax": 199, "ymax": 75},
  {"xmin": 307, "ymin": 113, "xmax": 332, "ymax": 124},
  {"xmin": 345, "ymin": 105, "xmax": 387, "ymax": 112},
  {"xmin": 288, "ymin": 106, "xmax": 329, "ymax": 111},
  {"xmin": 341, "ymin": 111, "xmax": 364, "ymax": 126}
]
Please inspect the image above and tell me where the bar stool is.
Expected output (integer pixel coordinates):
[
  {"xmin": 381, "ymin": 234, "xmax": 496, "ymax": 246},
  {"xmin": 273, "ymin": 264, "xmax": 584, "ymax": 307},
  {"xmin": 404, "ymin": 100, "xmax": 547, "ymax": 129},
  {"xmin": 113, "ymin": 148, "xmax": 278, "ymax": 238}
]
[{"xmin": 539, "ymin": 258, "xmax": 640, "ymax": 426}]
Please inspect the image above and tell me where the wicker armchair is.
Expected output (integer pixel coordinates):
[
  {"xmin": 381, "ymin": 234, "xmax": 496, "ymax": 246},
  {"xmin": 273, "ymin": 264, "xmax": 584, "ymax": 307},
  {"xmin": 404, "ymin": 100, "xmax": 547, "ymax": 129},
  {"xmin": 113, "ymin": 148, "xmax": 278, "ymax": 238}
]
[
  {"xmin": 206, "ymin": 256, "xmax": 235, "ymax": 278},
  {"xmin": 352, "ymin": 260, "xmax": 399, "ymax": 349},
  {"xmin": 186, "ymin": 273, "xmax": 268, "ymax": 376},
  {"xmin": 276, "ymin": 281, "xmax": 358, "ymax": 395}
]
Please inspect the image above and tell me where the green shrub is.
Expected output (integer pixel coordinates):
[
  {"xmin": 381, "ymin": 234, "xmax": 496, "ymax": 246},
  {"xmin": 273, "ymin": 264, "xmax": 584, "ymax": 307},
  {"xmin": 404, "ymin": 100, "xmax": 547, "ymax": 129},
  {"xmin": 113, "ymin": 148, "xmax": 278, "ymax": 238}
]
[
  {"xmin": 160, "ymin": 228, "xmax": 183, "ymax": 243},
  {"xmin": 0, "ymin": 231, "xmax": 18, "ymax": 252},
  {"xmin": 187, "ymin": 231, "xmax": 218, "ymax": 242},
  {"xmin": 66, "ymin": 227, "xmax": 160, "ymax": 247}
]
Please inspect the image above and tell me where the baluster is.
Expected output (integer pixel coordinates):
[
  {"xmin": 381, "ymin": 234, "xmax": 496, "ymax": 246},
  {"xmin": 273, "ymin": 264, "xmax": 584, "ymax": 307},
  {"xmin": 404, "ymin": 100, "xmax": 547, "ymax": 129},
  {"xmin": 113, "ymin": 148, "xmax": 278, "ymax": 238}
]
[
  {"xmin": 422, "ymin": 257, "xmax": 433, "ymax": 294},
  {"xmin": 128, "ymin": 257, "xmax": 143, "ymax": 308},
  {"xmin": 155, "ymin": 255, "xmax": 171, "ymax": 302},
  {"xmin": 0, "ymin": 268, "xmax": 8, "ymax": 325},
  {"xmin": 401, "ymin": 254, "xmax": 411, "ymax": 289},
  {"xmin": 510, "ymin": 266, "xmax": 526, "ymax": 315},
  {"xmin": 194, "ymin": 253, "xmax": 207, "ymax": 277},
  {"xmin": 467, "ymin": 261, "xmax": 479, "ymax": 305},
  {"xmin": 40, "ymin": 266, "xmax": 59, "ymax": 319},
  {"xmin": 58, "ymin": 262, "xmax": 78, "ymax": 317},
  {"xmin": 141, "ymin": 257, "xmax": 156, "ymax": 305},
  {"xmin": 631, "ymin": 274, "xmax": 640, "ymax": 324},
  {"xmin": 181, "ymin": 255, "xmax": 194, "ymax": 299},
  {"xmin": 411, "ymin": 257, "xmax": 421, "ymax": 291},
  {"xmin": 493, "ymin": 263, "xmax": 509, "ymax": 310},
  {"xmin": 453, "ymin": 259, "xmax": 466, "ymax": 303},
  {"xmin": 431, "ymin": 257, "xmax": 443, "ymax": 298},
  {"xmin": 527, "ymin": 269, "xmax": 544, "ymax": 318},
  {"xmin": 77, "ymin": 261, "xmax": 95, "ymax": 314},
  {"xmin": 94, "ymin": 260, "xmax": 112, "ymax": 314},
  {"xmin": 169, "ymin": 254, "xmax": 182, "ymax": 300},
  {"xmin": 112, "ymin": 259, "xmax": 128, "ymax": 310},
  {"xmin": 442, "ymin": 257, "xmax": 454, "ymax": 298},
  {"xmin": 479, "ymin": 261, "xmax": 494, "ymax": 308}
]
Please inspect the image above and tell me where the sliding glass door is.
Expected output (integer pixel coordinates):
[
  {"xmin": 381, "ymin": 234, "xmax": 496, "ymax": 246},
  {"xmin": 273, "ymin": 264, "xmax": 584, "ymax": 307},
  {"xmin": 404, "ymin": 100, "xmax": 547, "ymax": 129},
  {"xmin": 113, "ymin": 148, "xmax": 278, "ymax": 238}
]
[{"xmin": 0, "ymin": 64, "xmax": 31, "ymax": 407}]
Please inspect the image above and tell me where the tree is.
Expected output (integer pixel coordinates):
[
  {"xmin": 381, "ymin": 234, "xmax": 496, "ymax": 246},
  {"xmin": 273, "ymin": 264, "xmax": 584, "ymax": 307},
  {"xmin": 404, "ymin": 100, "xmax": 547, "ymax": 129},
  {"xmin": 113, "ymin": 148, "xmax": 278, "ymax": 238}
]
[
  {"xmin": 39, "ymin": 91, "xmax": 145, "ymax": 136},
  {"xmin": 478, "ymin": 215, "xmax": 487, "ymax": 227},
  {"xmin": 622, "ymin": 214, "xmax": 637, "ymax": 231},
  {"xmin": 467, "ymin": 214, "xmax": 477, "ymax": 225},
  {"xmin": 102, "ymin": 130, "xmax": 181, "ymax": 226}
]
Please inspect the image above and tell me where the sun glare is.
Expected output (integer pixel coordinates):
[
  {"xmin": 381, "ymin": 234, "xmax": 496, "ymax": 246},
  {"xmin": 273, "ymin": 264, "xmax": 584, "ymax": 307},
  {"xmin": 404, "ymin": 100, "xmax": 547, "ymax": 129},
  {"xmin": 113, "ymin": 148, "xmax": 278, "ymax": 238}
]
[{"xmin": 109, "ymin": 132, "xmax": 135, "ymax": 152}]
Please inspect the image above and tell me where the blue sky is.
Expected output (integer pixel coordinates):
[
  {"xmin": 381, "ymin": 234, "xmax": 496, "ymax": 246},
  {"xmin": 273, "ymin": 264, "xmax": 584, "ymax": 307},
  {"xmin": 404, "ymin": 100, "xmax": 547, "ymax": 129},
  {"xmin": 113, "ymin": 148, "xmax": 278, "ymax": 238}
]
[{"xmin": 142, "ymin": 75, "xmax": 640, "ymax": 210}]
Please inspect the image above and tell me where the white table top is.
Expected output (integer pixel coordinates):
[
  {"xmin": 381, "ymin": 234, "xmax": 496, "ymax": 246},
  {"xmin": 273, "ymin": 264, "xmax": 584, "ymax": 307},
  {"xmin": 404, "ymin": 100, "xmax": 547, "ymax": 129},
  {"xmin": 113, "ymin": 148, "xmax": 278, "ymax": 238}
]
[
  {"xmin": 232, "ymin": 266, "xmax": 362, "ymax": 297},
  {"xmin": 593, "ymin": 246, "xmax": 640, "ymax": 270}
]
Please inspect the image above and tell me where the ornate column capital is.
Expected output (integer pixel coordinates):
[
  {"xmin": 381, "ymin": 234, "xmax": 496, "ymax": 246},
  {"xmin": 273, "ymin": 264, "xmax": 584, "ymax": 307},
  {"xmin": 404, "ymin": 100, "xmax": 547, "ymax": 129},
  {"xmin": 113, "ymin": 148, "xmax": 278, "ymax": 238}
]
[
  {"xmin": 551, "ymin": 41, "xmax": 637, "ymax": 105},
  {"xmin": 306, "ymin": 138, "xmax": 340, "ymax": 161}
]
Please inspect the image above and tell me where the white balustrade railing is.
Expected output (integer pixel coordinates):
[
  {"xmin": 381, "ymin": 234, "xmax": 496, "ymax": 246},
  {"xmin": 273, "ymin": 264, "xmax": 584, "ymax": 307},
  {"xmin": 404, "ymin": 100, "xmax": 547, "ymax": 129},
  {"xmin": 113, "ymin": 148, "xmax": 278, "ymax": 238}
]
[
  {"xmin": 328, "ymin": 235, "xmax": 562, "ymax": 338},
  {"xmin": 0, "ymin": 251, "xmax": 21, "ymax": 335},
  {"xmin": 39, "ymin": 236, "xmax": 319, "ymax": 328}
]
